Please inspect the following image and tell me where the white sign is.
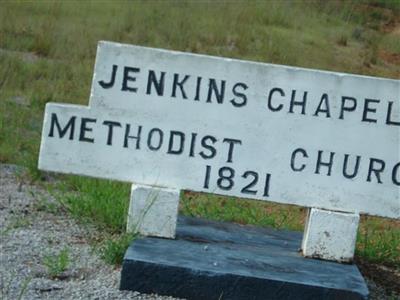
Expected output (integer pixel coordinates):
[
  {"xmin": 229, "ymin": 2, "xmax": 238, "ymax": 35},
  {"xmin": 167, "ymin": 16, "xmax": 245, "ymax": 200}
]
[{"xmin": 39, "ymin": 41, "xmax": 400, "ymax": 219}]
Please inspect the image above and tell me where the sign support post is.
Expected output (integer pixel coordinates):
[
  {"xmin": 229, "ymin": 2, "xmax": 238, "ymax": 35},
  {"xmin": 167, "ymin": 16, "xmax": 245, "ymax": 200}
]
[
  {"xmin": 301, "ymin": 208, "xmax": 360, "ymax": 262},
  {"xmin": 126, "ymin": 184, "xmax": 180, "ymax": 239}
]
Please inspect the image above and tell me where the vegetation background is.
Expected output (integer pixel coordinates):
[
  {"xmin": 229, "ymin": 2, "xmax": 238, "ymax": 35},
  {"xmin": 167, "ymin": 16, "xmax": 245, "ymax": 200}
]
[{"xmin": 0, "ymin": 0, "xmax": 399, "ymax": 294}]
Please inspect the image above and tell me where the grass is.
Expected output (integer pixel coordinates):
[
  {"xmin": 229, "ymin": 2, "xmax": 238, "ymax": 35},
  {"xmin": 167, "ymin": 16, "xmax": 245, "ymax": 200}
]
[
  {"xmin": 181, "ymin": 191, "xmax": 306, "ymax": 231},
  {"xmin": 54, "ymin": 176, "xmax": 130, "ymax": 233},
  {"xmin": 0, "ymin": 1, "xmax": 399, "ymax": 268},
  {"xmin": 358, "ymin": 215, "xmax": 400, "ymax": 267},
  {"xmin": 1, "ymin": 215, "xmax": 31, "ymax": 237},
  {"xmin": 98, "ymin": 233, "xmax": 136, "ymax": 265},
  {"xmin": 32, "ymin": 193, "xmax": 60, "ymax": 214},
  {"xmin": 43, "ymin": 247, "xmax": 70, "ymax": 279}
]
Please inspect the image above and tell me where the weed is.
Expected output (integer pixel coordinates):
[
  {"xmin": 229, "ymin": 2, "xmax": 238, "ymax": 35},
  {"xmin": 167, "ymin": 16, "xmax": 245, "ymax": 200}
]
[
  {"xmin": 5, "ymin": 215, "xmax": 31, "ymax": 233},
  {"xmin": 337, "ymin": 34, "xmax": 348, "ymax": 46},
  {"xmin": 128, "ymin": 188, "xmax": 162, "ymax": 234},
  {"xmin": 99, "ymin": 233, "xmax": 136, "ymax": 265},
  {"xmin": 33, "ymin": 194, "xmax": 60, "ymax": 214},
  {"xmin": 43, "ymin": 247, "xmax": 70, "ymax": 278},
  {"xmin": 17, "ymin": 276, "xmax": 31, "ymax": 300}
]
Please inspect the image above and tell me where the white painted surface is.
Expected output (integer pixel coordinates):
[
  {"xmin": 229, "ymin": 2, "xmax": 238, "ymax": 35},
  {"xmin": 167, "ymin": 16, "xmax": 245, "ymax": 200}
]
[
  {"xmin": 39, "ymin": 99, "xmax": 399, "ymax": 219},
  {"xmin": 38, "ymin": 41, "xmax": 400, "ymax": 219},
  {"xmin": 126, "ymin": 184, "xmax": 180, "ymax": 238},
  {"xmin": 302, "ymin": 208, "xmax": 359, "ymax": 262}
]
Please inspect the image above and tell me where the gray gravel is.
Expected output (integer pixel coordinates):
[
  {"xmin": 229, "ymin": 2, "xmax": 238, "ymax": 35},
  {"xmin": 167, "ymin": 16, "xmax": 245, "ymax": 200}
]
[{"xmin": 0, "ymin": 164, "xmax": 180, "ymax": 300}]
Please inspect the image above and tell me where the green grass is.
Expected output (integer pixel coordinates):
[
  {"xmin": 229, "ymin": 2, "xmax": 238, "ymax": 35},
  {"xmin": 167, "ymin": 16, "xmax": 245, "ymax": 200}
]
[
  {"xmin": 0, "ymin": 1, "xmax": 399, "ymax": 268},
  {"xmin": 55, "ymin": 176, "xmax": 130, "ymax": 233},
  {"xmin": 32, "ymin": 193, "xmax": 60, "ymax": 214},
  {"xmin": 181, "ymin": 191, "xmax": 306, "ymax": 231},
  {"xmin": 43, "ymin": 247, "xmax": 70, "ymax": 279},
  {"xmin": 2, "ymin": 215, "xmax": 31, "ymax": 237},
  {"xmin": 357, "ymin": 216, "xmax": 400, "ymax": 267},
  {"xmin": 98, "ymin": 233, "xmax": 136, "ymax": 265}
]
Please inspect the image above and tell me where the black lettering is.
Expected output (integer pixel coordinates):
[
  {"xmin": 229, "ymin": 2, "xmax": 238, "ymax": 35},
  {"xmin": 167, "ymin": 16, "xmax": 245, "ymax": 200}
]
[
  {"xmin": 199, "ymin": 135, "xmax": 217, "ymax": 159},
  {"xmin": 189, "ymin": 133, "xmax": 197, "ymax": 157},
  {"xmin": 206, "ymin": 79, "xmax": 225, "ymax": 104},
  {"xmin": 167, "ymin": 131, "xmax": 185, "ymax": 155},
  {"xmin": 315, "ymin": 151, "xmax": 335, "ymax": 176},
  {"xmin": 263, "ymin": 173, "xmax": 271, "ymax": 197},
  {"xmin": 79, "ymin": 118, "xmax": 96, "ymax": 143},
  {"xmin": 146, "ymin": 70, "xmax": 165, "ymax": 96},
  {"xmin": 124, "ymin": 124, "xmax": 142, "ymax": 149},
  {"xmin": 362, "ymin": 99, "xmax": 380, "ymax": 123},
  {"xmin": 339, "ymin": 96, "xmax": 357, "ymax": 119},
  {"xmin": 203, "ymin": 165, "xmax": 211, "ymax": 189},
  {"xmin": 392, "ymin": 162, "xmax": 400, "ymax": 186},
  {"xmin": 313, "ymin": 93, "xmax": 331, "ymax": 118},
  {"xmin": 343, "ymin": 154, "xmax": 361, "ymax": 179},
  {"xmin": 230, "ymin": 82, "xmax": 248, "ymax": 107},
  {"xmin": 289, "ymin": 90, "xmax": 307, "ymax": 115},
  {"xmin": 222, "ymin": 138, "xmax": 242, "ymax": 163},
  {"xmin": 98, "ymin": 64, "xmax": 117, "ymax": 89},
  {"xmin": 171, "ymin": 74, "xmax": 190, "ymax": 99},
  {"xmin": 386, "ymin": 101, "xmax": 400, "ymax": 126},
  {"xmin": 241, "ymin": 171, "xmax": 258, "ymax": 195},
  {"xmin": 217, "ymin": 166, "xmax": 235, "ymax": 190},
  {"xmin": 194, "ymin": 76, "xmax": 202, "ymax": 101},
  {"xmin": 147, "ymin": 128, "xmax": 163, "ymax": 151},
  {"xmin": 267, "ymin": 87, "xmax": 284, "ymax": 112},
  {"xmin": 122, "ymin": 66, "xmax": 140, "ymax": 92},
  {"xmin": 48, "ymin": 113, "xmax": 76, "ymax": 140},
  {"xmin": 367, "ymin": 158, "xmax": 385, "ymax": 183},
  {"xmin": 291, "ymin": 148, "xmax": 308, "ymax": 171},
  {"xmin": 102, "ymin": 121, "xmax": 121, "ymax": 146}
]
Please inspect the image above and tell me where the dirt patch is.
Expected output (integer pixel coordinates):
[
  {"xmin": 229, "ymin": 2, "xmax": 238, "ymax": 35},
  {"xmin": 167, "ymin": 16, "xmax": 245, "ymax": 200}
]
[
  {"xmin": 379, "ymin": 49, "xmax": 400, "ymax": 65},
  {"xmin": 356, "ymin": 258, "xmax": 400, "ymax": 296},
  {"xmin": 382, "ymin": 17, "xmax": 400, "ymax": 35}
]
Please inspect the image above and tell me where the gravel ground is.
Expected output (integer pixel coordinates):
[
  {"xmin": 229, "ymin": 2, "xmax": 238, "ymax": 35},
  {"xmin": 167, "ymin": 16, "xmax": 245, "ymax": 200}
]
[
  {"xmin": 0, "ymin": 164, "xmax": 397, "ymax": 299},
  {"xmin": 0, "ymin": 164, "xmax": 179, "ymax": 300}
]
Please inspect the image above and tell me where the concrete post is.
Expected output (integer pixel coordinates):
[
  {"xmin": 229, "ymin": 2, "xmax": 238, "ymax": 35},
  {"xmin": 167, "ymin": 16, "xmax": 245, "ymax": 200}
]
[
  {"xmin": 126, "ymin": 184, "xmax": 180, "ymax": 239},
  {"xmin": 301, "ymin": 208, "xmax": 360, "ymax": 263}
]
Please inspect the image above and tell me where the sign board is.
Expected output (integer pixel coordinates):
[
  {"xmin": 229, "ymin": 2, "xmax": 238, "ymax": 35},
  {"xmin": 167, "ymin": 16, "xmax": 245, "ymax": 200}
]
[{"xmin": 39, "ymin": 41, "xmax": 400, "ymax": 219}]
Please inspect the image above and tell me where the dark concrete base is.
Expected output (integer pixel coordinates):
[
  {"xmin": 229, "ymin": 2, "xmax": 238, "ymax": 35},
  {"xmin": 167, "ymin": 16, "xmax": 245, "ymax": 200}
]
[{"xmin": 120, "ymin": 216, "xmax": 368, "ymax": 300}]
